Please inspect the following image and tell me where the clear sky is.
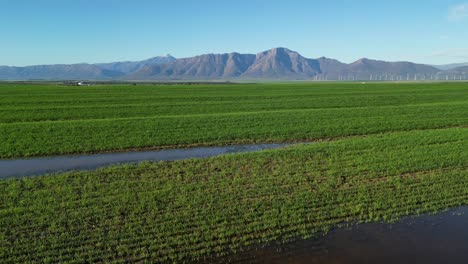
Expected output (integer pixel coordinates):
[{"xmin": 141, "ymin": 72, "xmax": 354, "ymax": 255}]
[{"xmin": 1, "ymin": 0, "xmax": 468, "ymax": 66}]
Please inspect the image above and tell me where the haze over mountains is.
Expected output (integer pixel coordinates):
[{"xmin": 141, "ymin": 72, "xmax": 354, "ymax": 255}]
[
  {"xmin": 1, "ymin": 48, "xmax": 468, "ymax": 81},
  {"xmin": 432, "ymin": 62, "xmax": 468, "ymax": 71}
]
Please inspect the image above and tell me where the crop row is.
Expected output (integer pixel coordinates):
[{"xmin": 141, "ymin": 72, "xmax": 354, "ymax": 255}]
[{"xmin": 1, "ymin": 106, "xmax": 467, "ymax": 158}]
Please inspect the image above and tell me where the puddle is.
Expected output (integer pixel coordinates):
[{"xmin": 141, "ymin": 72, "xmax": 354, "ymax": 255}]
[
  {"xmin": 207, "ymin": 206, "xmax": 468, "ymax": 264},
  {"xmin": 0, "ymin": 143, "xmax": 289, "ymax": 179}
]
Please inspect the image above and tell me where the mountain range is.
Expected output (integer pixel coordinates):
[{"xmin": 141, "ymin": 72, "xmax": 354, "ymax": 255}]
[{"xmin": 1, "ymin": 48, "xmax": 468, "ymax": 81}]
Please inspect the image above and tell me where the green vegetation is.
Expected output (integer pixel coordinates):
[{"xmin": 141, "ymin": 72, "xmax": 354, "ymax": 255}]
[
  {"xmin": 1, "ymin": 128, "xmax": 467, "ymax": 262},
  {"xmin": 1, "ymin": 82, "xmax": 467, "ymax": 263},
  {"xmin": 1, "ymin": 82, "xmax": 467, "ymax": 158}
]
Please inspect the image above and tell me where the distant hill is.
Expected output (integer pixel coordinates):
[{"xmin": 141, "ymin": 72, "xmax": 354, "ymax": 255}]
[
  {"xmin": 451, "ymin": 66, "xmax": 468, "ymax": 72},
  {"xmin": 0, "ymin": 56, "xmax": 176, "ymax": 80},
  {"xmin": 333, "ymin": 58, "xmax": 440, "ymax": 80},
  {"xmin": 315, "ymin": 57, "xmax": 348, "ymax": 77},
  {"xmin": 241, "ymin": 48, "xmax": 320, "ymax": 79},
  {"xmin": 95, "ymin": 55, "xmax": 176, "ymax": 74},
  {"xmin": 0, "ymin": 48, "xmax": 465, "ymax": 80},
  {"xmin": 0, "ymin": 64, "xmax": 123, "ymax": 80},
  {"xmin": 130, "ymin": 53, "xmax": 256, "ymax": 79},
  {"xmin": 432, "ymin": 63, "xmax": 468, "ymax": 71}
]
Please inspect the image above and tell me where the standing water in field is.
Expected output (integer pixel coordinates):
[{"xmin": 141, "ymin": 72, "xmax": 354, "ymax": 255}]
[
  {"xmin": 0, "ymin": 143, "xmax": 289, "ymax": 179},
  {"xmin": 208, "ymin": 206, "xmax": 468, "ymax": 264}
]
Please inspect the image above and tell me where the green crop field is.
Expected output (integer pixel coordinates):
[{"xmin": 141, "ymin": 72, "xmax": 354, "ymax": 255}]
[
  {"xmin": 0, "ymin": 82, "xmax": 467, "ymax": 158},
  {"xmin": 1, "ymin": 82, "xmax": 467, "ymax": 263}
]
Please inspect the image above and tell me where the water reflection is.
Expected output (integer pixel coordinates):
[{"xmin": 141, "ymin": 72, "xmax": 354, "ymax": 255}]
[
  {"xmin": 0, "ymin": 143, "xmax": 288, "ymax": 179},
  {"xmin": 208, "ymin": 206, "xmax": 468, "ymax": 264}
]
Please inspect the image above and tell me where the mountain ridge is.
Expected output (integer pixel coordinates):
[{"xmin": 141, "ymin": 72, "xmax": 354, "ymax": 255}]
[{"xmin": 1, "ymin": 48, "xmax": 468, "ymax": 80}]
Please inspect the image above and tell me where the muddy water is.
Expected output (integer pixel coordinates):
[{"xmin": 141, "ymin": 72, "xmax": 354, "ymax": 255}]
[
  {"xmin": 209, "ymin": 206, "xmax": 468, "ymax": 264},
  {"xmin": 0, "ymin": 143, "xmax": 288, "ymax": 179}
]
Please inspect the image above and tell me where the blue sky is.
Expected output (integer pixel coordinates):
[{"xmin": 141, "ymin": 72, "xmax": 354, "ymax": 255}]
[{"xmin": 1, "ymin": 0, "xmax": 468, "ymax": 66}]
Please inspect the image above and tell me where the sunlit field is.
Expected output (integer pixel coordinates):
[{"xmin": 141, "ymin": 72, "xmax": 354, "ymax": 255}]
[
  {"xmin": 1, "ymin": 82, "xmax": 467, "ymax": 158},
  {"xmin": 1, "ymin": 82, "xmax": 467, "ymax": 262}
]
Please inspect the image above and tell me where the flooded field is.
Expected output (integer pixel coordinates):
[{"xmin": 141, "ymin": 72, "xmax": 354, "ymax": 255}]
[
  {"xmin": 0, "ymin": 143, "xmax": 288, "ymax": 178},
  {"xmin": 210, "ymin": 206, "xmax": 468, "ymax": 264}
]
